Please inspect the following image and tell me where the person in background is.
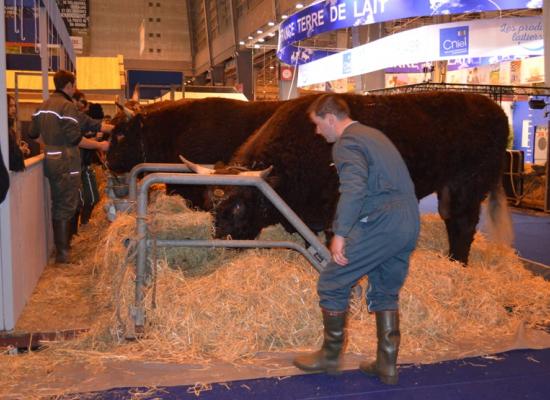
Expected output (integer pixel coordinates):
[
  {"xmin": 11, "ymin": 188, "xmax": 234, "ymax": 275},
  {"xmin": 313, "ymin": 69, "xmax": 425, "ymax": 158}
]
[
  {"xmin": 7, "ymin": 94, "xmax": 26, "ymax": 171},
  {"xmin": 29, "ymin": 70, "xmax": 110, "ymax": 264},
  {"xmin": 0, "ymin": 144, "xmax": 9, "ymax": 204},
  {"xmin": 73, "ymin": 91, "xmax": 105, "ymax": 226},
  {"xmin": 293, "ymin": 94, "xmax": 420, "ymax": 385}
]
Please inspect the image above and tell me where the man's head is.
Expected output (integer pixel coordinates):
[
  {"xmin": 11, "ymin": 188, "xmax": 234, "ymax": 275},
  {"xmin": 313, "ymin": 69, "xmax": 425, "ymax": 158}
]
[
  {"xmin": 73, "ymin": 90, "xmax": 88, "ymax": 112},
  {"xmin": 307, "ymin": 94, "xmax": 352, "ymax": 143},
  {"xmin": 53, "ymin": 70, "xmax": 76, "ymax": 97}
]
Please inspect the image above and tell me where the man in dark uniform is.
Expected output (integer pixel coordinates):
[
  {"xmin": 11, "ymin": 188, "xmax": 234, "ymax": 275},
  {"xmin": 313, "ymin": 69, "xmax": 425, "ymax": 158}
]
[
  {"xmin": 293, "ymin": 94, "xmax": 420, "ymax": 385},
  {"xmin": 29, "ymin": 70, "xmax": 110, "ymax": 264},
  {"xmin": 72, "ymin": 91, "xmax": 108, "ymax": 232}
]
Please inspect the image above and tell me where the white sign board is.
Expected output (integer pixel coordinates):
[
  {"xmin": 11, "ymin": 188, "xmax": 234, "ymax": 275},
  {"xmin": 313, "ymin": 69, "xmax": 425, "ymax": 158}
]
[{"xmin": 298, "ymin": 16, "xmax": 543, "ymax": 87}]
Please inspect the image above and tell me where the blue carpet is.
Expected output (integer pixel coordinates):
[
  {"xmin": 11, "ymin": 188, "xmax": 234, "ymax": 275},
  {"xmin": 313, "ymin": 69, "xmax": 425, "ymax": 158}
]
[{"xmin": 69, "ymin": 348, "xmax": 550, "ymax": 399}]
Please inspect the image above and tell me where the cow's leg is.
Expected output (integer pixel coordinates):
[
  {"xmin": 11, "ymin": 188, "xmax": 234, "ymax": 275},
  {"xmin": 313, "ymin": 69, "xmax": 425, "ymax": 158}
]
[{"xmin": 440, "ymin": 185, "xmax": 482, "ymax": 265}]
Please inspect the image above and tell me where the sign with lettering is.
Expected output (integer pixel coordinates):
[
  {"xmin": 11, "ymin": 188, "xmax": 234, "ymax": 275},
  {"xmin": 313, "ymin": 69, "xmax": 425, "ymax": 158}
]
[
  {"xmin": 56, "ymin": 0, "xmax": 89, "ymax": 33},
  {"xmin": 277, "ymin": 0, "xmax": 542, "ymax": 65},
  {"xmin": 297, "ymin": 16, "xmax": 544, "ymax": 87}
]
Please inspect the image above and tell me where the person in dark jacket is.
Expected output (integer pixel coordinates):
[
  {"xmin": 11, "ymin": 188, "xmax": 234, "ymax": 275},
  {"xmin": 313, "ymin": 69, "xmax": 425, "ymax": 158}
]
[
  {"xmin": 293, "ymin": 94, "xmax": 420, "ymax": 384},
  {"xmin": 29, "ymin": 70, "xmax": 110, "ymax": 264},
  {"xmin": 7, "ymin": 94, "xmax": 25, "ymax": 172},
  {"xmin": 0, "ymin": 145, "xmax": 9, "ymax": 204},
  {"xmin": 73, "ymin": 91, "xmax": 105, "ymax": 227}
]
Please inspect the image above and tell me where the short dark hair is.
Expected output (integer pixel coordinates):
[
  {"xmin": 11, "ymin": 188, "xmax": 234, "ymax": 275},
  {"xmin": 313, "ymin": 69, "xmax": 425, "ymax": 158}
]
[
  {"xmin": 53, "ymin": 70, "xmax": 75, "ymax": 91},
  {"xmin": 307, "ymin": 94, "xmax": 350, "ymax": 119},
  {"xmin": 73, "ymin": 90, "xmax": 86, "ymax": 102}
]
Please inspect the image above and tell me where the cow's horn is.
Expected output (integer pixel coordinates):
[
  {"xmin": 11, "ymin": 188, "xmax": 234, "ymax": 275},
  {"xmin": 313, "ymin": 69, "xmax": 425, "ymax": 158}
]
[
  {"xmin": 241, "ymin": 165, "xmax": 273, "ymax": 179},
  {"xmin": 179, "ymin": 155, "xmax": 216, "ymax": 175},
  {"xmin": 123, "ymin": 106, "xmax": 135, "ymax": 120}
]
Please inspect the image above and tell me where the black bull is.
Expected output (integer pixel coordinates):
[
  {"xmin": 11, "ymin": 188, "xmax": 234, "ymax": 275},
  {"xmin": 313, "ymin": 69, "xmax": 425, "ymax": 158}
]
[
  {"xmin": 209, "ymin": 92, "xmax": 511, "ymax": 265},
  {"xmin": 106, "ymin": 97, "xmax": 283, "ymax": 205}
]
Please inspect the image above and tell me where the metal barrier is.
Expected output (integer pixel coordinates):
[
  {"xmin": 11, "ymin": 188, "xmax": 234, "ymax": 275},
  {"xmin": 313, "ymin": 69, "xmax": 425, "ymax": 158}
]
[{"xmin": 131, "ymin": 170, "xmax": 332, "ymax": 330}]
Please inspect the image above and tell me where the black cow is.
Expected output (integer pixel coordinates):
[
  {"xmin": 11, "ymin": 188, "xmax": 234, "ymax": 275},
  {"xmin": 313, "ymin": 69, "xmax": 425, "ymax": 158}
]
[
  {"xmin": 107, "ymin": 97, "xmax": 283, "ymax": 205},
  {"xmin": 192, "ymin": 92, "xmax": 511, "ymax": 265}
]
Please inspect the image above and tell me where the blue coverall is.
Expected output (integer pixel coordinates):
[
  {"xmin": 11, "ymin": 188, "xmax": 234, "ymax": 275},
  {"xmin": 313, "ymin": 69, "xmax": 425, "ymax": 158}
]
[{"xmin": 318, "ymin": 122, "xmax": 420, "ymax": 312}]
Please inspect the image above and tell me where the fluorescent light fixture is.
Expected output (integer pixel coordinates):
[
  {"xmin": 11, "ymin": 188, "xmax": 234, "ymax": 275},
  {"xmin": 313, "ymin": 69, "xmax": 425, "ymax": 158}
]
[
  {"xmin": 258, "ymin": 38, "xmax": 265, "ymax": 42},
  {"xmin": 268, "ymin": 21, "xmax": 275, "ymax": 26},
  {"xmin": 257, "ymin": 29, "xmax": 263, "ymax": 34},
  {"xmin": 296, "ymin": 3, "xmax": 304, "ymax": 8},
  {"xmin": 268, "ymin": 32, "xmax": 276, "ymax": 37},
  {"xmin": 281, "ymin": 14, "xmax": 288, "ymax": 19},
  {"xmin": 248, "ymin": 35, "xmax": 253, "ymax": 40},
  {"xmin": 239, "ymin": 40, "xmax": 245, "ymax": 45},
  {"xmin": 254, "ymin": 44, "xmax": 261, "ymax": 49}
]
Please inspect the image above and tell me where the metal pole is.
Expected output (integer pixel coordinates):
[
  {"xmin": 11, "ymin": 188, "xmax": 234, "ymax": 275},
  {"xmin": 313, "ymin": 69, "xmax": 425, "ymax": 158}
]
[
  {"xmin": 39, "ymin": 4, "xmax": 49, "ymax": 99},
  {"xmin": 134, "ymin": 172, "xmax": 332, "ymax": 329}
]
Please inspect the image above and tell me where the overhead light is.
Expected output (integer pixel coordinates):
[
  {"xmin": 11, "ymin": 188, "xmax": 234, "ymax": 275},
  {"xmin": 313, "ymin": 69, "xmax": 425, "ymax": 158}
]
[
  {"xmin": 239, "ymin": 40, "xmax": 245, "ymax": 45},
  {"xmin": 268, "ymin": 21, "xmax": 275, "ymax": 26},
  {"xmin": 258, "ymin": 38, "xmax": 265, "ymax": 43},
  {"xmin": 248, "ymin": 35, "xmax": 253, "ymax": 40},
  {"xmin": 268, "ymin": 32, "xmax": 276, "ymax": 37},
  {"xmin": 257, "ymin": 29, "xmax": 263, "ymax": 34},
  {"xmin": 281, "ymin": 14, "xmax": 288, "ymax": 19},
  {"xmin": 296, "ymin": 3, "xmax": 304, "ymax": 9},
  {"xmin": 269, "ymin": 66, "xmax": 275, "ymax": 69}
]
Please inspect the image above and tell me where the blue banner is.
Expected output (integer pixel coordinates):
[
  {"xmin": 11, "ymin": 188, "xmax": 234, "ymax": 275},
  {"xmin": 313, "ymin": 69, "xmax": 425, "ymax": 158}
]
[{"xmin": 277, "ymin": 0, "xmax": 543, "ymax": 65}]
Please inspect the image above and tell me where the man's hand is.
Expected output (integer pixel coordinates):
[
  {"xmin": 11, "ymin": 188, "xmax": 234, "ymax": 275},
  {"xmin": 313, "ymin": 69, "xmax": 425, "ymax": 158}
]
[
  {"xmin": 100, "ymin": 122, "xmax": 115, "ymax": 133},
  {"xmin": 330, "ymin": 234, "xmax": 348, "ymax": 266},
  {"xmin": 97, "ymin": 140, "xmax": 110, "ymax": 152}
]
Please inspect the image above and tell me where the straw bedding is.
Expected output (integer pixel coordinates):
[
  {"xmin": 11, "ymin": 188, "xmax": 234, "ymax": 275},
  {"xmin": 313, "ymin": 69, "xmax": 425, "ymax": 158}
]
[{"xmin": 2, "ymin": 183, "xmax": 550, "ymax": 397}]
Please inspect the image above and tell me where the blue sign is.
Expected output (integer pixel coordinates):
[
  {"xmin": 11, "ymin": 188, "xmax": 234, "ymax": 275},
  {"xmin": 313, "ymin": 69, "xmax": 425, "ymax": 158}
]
[
  {"xmin": 277, "ymin": 0, "xmax": 542, "ymax": 65},
  {"xmin": 343, "ymin": 52, "xmax": 352, "ymax": 74},
  {"xmin": 440, "ymin": 26, "xmax": 469, "ymax": 57}
]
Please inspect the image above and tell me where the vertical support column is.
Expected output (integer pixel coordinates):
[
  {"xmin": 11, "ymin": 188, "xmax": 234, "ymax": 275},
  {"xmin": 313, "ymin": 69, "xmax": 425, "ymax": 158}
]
[
  {"xmin": 39, "ymin": 5, "xmax": 49, "ymax": 99},
  {"xmin": 0, "ymin": 1, "xmax": 15, "ymax": 331},
  {"xmin": 544, "ymin": 1, "xmax": 550, "ymax": 212},
  {"xmin": 362, "ymin": 23, "xmax": 385, "ymax": 92},
  {"xmin": 202, "ymin": 0, "xmax": 214, "ymax": 85},
  {"xmin": 279, "ymin": 73, "xmax": 298, "ymax": 100},
  {"xmin": 236, "ymin": 49, "xmax": 254, "ymax": 100}
]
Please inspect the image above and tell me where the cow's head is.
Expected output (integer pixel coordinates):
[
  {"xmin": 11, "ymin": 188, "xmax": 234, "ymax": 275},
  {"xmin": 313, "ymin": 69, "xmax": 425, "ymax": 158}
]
[
  {"xmin": 107, "ymin": 106, "xmax": 147, "ymax": 173},
  {"xmin": 180, "ymin": 156, "xmax": 276, "ymax": 239}
]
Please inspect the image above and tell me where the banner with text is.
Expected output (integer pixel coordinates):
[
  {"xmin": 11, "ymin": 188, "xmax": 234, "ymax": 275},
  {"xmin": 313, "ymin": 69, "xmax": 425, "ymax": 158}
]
[
  {"xmin": 298, "ymin": 15, "xmax": 543, "ymax": 87},
  {"xmin": 278, "ymin": 0, "xmax": 542, "ymax": 65}
]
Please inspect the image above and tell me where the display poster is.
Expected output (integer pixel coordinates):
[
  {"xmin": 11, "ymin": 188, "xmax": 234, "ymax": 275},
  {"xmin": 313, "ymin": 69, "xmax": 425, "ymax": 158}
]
[
  {"xmin": 56, "ymin": 0, "xmax": 88, "ymax": 54},
  {"xmin": 298, "ymin": 16, "xmax": 544, "ymax": 87},
  {"xmin": 56, "ymin": 0, "xmax": 88, "ymax": 32},
  {"xmin": 277, "ymin": 0, "xmax": 542, "ymax": 65}
]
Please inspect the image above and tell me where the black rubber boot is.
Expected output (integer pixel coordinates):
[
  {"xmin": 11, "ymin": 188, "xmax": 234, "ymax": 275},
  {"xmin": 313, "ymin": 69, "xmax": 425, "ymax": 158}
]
[
  {"xmin": 293, "ymin": 308, "xmax": 347, "ymax": 375},
  {"xmin": 80, "ymin": 203, "xmax": 93, "ymax": 225},
  {"xmin": 359, "ymin": 310, "xmax": 400, "ymax": 385},
  {"xmin": 70, "ymin": 208, "xmax": 80, "ymax": 238},
  {"xmin": 53, "ymin": 219, "xmax": 71, "ymax": 264}
]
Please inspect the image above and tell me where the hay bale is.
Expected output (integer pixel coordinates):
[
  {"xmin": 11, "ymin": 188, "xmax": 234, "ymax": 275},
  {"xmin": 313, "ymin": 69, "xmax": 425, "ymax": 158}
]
[
  {"xmin": 3, "ymin": 179, "xmax": 550, "ymax": 397},
  {"xmin": 80, "ymin": 207, "xmax": 550, "ymax": 364}
]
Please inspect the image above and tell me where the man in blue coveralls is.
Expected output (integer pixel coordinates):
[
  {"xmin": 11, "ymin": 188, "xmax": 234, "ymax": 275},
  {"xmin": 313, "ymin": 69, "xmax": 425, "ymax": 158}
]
[{"xmin": 293, "ymin": 94, "xmax": 420, "ymax": 385}]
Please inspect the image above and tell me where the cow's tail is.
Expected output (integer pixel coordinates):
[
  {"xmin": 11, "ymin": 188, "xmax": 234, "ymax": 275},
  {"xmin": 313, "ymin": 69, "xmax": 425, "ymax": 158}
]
[{"xmin": 483, "ymin": 183, "xmax": 514, "ymax": 247}]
